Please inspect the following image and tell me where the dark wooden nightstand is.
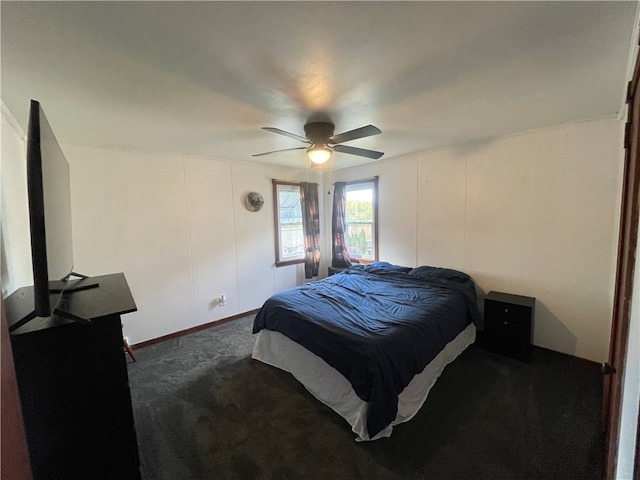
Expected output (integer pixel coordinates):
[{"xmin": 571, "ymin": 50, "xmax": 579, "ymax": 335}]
[
  {"xmin": 328, "ymin": 266, "xmax": 349, "ymax": 276},
  {"xmin": 483, "ymin": 291, "xmax": 536, "ymax": 362}
]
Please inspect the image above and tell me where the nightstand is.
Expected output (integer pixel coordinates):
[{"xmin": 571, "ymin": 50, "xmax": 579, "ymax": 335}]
[
  {"xmin": 328, "ymin": 266, "xmax": 349, "ymax": 276},
  {"xmin": 483, "ymin": 291, "xmax": 536, "ymax": 362}
]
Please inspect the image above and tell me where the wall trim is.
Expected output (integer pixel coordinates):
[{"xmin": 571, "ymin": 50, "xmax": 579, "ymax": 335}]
[
  {"xmin": 131, "ymin": 309, "xmax": 259, "ymax": 349},
  {"xmin": 1, "ymin": 101, "xmax": 25, "ymax": 139}
]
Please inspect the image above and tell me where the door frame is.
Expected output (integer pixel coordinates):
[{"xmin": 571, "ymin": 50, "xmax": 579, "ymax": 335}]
[{"xmin": 604, "ymin": 33, "xmax": 640, "ymax": 480}]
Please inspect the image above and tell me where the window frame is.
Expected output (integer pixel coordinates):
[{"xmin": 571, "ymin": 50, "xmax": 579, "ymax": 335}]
[
  {"xmin": 272, "ymin": 179, "xmax": 305, "ymax": 267},
  {"xmin": 345, "ymin": 177, "xmax": 379, "ymax": 263}
]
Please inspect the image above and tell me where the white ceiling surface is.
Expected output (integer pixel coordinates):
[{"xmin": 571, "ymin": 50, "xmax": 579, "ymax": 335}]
[{"xmin": 1, "ymin": 2, "xmax": 637, "ymax": 169}]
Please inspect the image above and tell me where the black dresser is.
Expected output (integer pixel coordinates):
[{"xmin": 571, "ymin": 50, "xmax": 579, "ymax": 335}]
[
  {"xmin": 6, "ymin": 273, "xmax": 140, "ymax": 480},
  {"xmin": 483, "ymin": 291, "xmax": 536, "ymax": 362}
]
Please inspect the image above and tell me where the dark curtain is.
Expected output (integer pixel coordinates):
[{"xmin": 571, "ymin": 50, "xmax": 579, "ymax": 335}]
[
  {"xmin": 331, "ymin": 182, "xmax": 352, "ymax": 269},
  {"xmin": 300, "ymin": 182, "xmax": 320, "ymax": 278}
]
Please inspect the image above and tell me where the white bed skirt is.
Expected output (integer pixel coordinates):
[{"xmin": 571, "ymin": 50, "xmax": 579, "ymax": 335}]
[{"xmin": 252, "ymin": 322, "xmax": 476, "ymax": 441}]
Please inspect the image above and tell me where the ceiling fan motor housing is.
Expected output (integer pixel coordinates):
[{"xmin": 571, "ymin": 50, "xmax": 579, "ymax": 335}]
[{"xmin": 304, "ymin": 122, "xmax": 335, "ymax": 145}]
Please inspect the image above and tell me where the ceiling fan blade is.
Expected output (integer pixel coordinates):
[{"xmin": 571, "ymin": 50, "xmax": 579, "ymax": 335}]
[
  {"xmin": 262, "ymin": 127, "xmax": 309, "ymax": 143},
  {"xmin": 329, "ymin": 125, "xmax": 381, "ymax": 144},
  {"xmin": 252, "ymin": 146, "xmax": 307, "ymax": 157},
  {"xmin": 333, "ymin": 145, "xmax": 384, "ymax": 160}
]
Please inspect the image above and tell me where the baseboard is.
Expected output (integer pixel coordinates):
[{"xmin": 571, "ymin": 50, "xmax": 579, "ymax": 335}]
[
  {"xmin": 531, "ymin": 345, "xmax": 601, "ymax": 369},
  {"xmin": 131, "ymin": 309, "xmax": 260, "ymax": 349},
  {"xmin": 475, "ymin": 329, "xmax": 601, "ymax": 368}
]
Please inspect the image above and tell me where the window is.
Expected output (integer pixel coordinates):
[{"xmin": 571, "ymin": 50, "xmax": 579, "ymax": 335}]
[
  {"xmin": 345, "ymin": 178, "xmax": 378, "ymax": 262},
  {"xmin": 273, "ymin": 180, "xmax": 304, "ymax": 266}
]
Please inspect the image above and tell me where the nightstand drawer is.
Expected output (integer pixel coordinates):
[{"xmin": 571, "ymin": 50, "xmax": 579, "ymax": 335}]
[{"xmin": 485, "ymin": 301, "xmax": 532, "ymax": 335}]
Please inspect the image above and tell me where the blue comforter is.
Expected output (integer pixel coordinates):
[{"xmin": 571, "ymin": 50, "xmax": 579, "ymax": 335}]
[{"xmin": 252, "ymin": 262, "xmax": 480, "ymax": 438}]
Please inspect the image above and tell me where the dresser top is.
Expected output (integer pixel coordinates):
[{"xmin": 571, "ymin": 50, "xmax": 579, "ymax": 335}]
[
  {"xmin": 486, "ymin": 291, "xmax": 536, "ymax": 307},
  {"xmin": 6, "ymin": 273, "xmax": 137, "ymax": 335}
]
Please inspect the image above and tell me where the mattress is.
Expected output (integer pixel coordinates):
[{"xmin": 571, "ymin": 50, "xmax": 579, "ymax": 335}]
[
  {"xmin": 252, "ymin": 322, "xmax": 476, "ymax": 441},
  {"xmin": 252, "ymin": 263, "xmax": 480, "ymax": 437}
]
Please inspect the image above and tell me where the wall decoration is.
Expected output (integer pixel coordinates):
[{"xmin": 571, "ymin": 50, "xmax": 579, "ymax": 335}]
[{"xmin": 244, "ymin": 192, "xmax": 264, "ymax": 212}]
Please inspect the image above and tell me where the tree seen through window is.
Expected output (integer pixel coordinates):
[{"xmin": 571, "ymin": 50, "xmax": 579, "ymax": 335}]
[{"xmin": 345, "ymin": 180, "xmax": 377, "ymax": 261}]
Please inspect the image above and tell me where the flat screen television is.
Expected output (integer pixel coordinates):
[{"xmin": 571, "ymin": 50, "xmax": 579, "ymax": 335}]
[{"xmin": 11, "ymin": 100, "xmax": 99, "ymax": 331}]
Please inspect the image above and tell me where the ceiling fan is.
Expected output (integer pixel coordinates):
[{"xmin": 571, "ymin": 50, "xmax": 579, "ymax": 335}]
[{"xmin": 253, "ymin": 122, "xmax": 384, "ymax": 165}]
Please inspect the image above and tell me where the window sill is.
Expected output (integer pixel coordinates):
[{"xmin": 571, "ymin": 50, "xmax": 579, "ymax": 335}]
[
  {"xmin": 275, "ymin": 259, "xmax": 305, "ymax": 268},
  {"xmin": 351, "ymin": 258, "xmax": 376, "ymax": 265}
]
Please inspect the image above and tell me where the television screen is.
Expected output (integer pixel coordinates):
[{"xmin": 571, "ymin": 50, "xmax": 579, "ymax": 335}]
[
  {"xmin": 7, "ymin": 100, "xmax": 97, "ymax": 332},
  {"xmin": 27, "ymin": 100, "xmax": 75, "ymax": 317}
]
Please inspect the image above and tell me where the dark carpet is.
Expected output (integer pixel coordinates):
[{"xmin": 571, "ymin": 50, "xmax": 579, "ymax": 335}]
[{"xmin": 127, "ymin": 315, "xmax": 604, "ymax": 480}]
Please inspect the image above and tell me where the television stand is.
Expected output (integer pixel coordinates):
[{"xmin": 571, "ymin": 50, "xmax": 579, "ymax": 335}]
[
  {"xmin": 8, "ymin": 273, "xmax": 102, "ymax": 332},
  {"xmin": 49, "ymin": 271, "xmax": 100, "ymax": 293},
  {"xmin": 5, "ymin": 272, "xmax": 141, "ymax": 479}
]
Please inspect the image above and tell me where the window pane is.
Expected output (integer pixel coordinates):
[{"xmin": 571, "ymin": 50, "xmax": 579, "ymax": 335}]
[
  {"xmin": 346, "ymin": 181, "xmax": 376, "ymax": 261},
  {"xmin": 346, "ymin": 188, "xmax": 373, "ymax": 222},
  {"xmin": 274, "ymin": 182, "xmax": 305, "ymax": 265}
]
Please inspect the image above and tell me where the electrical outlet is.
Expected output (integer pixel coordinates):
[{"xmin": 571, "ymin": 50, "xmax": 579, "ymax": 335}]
[{"xmin": 219, "ymin": 294, "xmax": 226, "ymax": 306}]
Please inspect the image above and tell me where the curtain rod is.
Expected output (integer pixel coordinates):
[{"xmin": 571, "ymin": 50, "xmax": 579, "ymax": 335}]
[
  {"xmin": 271, "ymin": 179, "xmax": 319, "ymax": 185},
  {"xmin": 330, "ymin": 175, "xmax": 379, "ymax": 185}
]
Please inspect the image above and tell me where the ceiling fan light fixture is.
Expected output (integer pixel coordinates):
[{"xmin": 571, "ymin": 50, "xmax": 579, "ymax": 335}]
[{"xmin": 307, "ymin": 145, "xmax": 332, "ymax": 164}]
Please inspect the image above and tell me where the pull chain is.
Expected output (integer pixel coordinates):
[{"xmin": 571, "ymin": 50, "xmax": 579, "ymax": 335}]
[{"xmin": 327, "ymin": 155, "xmax": 334, "ymax": 195}]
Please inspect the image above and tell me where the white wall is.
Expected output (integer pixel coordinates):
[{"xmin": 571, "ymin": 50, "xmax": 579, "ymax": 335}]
[
  {"xmin": 322, "ymin": 155, "xmax": 419, "ymax": 269},
  {"xmin": 2, "ymin": 111, "xmax": 624, "ymax": 361},
  {"xmin": 4, "ymin": 142, "xmax": 321, "ymax": 344},
  {"xmin": 1, "ymin": 108, "xmax": 31, "ymax": 296},
  {"xmin": 1, "ymin": 113, "xmax": 322, "ymax": 344},
  {"xmin": 230, "ymin": 162, "xmax": 312, "ymax": 311},
  {"xmin": 326, "ymin": 118, "xmax": 624, "ymax": 362}
]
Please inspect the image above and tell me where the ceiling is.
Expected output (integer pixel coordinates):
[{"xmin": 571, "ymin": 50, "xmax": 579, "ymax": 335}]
[{"xmin": 1, "ymin": 1, "xmax": 637, "ymax": 170}]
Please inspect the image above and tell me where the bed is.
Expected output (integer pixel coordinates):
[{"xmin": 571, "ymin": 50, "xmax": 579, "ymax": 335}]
[{"xmin": 252, "ymin": 262, "xmax": 480, "ymax": 441}]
